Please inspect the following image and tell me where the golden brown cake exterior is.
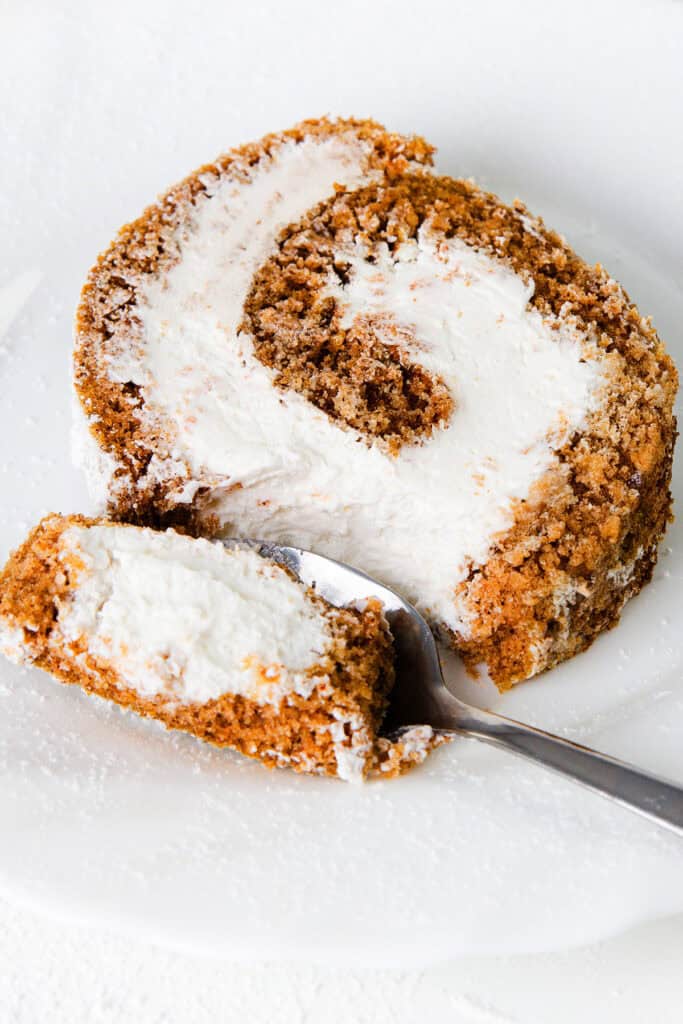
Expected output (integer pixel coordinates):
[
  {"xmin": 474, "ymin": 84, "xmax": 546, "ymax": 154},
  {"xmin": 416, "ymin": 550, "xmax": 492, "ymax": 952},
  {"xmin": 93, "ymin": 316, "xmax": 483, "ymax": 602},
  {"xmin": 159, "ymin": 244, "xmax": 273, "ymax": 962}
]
[
  {"xmin": 71, "ymin": 121, "xmax": 677, "ymax": 691},
  {"xmin": 0, "ymin": 515, "xmax": 405, "ymax": 779}
]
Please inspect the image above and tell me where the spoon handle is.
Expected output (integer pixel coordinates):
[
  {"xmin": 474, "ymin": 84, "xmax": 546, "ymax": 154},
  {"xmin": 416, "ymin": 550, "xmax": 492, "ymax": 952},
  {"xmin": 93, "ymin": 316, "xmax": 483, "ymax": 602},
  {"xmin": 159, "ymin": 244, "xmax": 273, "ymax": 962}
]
[{"xmin": 449, "ymin": 703, "xmax": 683, "ymax": 836}]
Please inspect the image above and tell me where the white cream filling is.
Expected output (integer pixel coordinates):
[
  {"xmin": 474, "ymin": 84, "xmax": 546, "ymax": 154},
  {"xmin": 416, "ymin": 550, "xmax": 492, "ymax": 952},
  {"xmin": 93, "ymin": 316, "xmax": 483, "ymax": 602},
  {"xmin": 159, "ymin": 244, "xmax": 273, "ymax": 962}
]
[
  {"xmin": 0, "ymin": 622, "xmax": 30, "ymax": 664},
  {"xmin": 378, "ymin": 725, "xmax": 437, "ymax": 772},
  {"xmin": 70, "ymin": 399, "xmax": 121, "ymax": 509},
  {"xmin": 329, "ymin": 713, "xmax": 373, "ymax": 784},
  {"xmin": 55, "ymin": 525, "xmax": 333, "ymax": 707},
  {"xmin": 88, "ymin": 136, "xmax": 607, "ymax": 637},
  {"xmin": 607, "ymin": 546, "xmax": 644, "ymax": 587}
]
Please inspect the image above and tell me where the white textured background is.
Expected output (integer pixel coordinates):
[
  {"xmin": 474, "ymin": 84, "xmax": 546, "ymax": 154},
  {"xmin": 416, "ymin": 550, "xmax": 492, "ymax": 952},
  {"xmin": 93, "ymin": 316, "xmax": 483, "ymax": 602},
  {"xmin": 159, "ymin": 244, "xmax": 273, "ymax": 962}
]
[
  {"xmin": 2, "ymin": 897, "xmax": 683, "ymax": 1023},
  {"xmin": 2, "ymin": 0, "xmax": 683, "ymax": 1019}
]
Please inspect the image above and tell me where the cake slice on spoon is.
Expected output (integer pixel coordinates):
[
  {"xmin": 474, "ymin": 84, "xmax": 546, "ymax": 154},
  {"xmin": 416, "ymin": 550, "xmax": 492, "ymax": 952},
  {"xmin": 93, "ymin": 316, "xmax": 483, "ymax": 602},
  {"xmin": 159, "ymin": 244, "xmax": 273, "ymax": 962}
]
[{"xmin": 0, "ymin": 514, "xmax": 425, "ymax": 780}]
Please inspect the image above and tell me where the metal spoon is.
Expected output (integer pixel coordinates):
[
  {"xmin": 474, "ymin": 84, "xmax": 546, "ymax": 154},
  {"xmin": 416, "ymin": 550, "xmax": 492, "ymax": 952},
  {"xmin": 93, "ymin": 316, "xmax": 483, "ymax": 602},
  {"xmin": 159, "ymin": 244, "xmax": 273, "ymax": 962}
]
[{"xmin": 231, "ymin": 538, "xmax": 683, "ymax": 836}]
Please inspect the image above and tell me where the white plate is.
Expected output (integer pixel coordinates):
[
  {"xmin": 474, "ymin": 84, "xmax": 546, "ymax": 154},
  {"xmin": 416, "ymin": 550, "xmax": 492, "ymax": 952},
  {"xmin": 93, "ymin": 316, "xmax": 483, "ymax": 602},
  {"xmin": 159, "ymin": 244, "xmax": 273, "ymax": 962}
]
[{"xmin": 1, "ymin": 0, "xmax": 682, "ymax": 966}]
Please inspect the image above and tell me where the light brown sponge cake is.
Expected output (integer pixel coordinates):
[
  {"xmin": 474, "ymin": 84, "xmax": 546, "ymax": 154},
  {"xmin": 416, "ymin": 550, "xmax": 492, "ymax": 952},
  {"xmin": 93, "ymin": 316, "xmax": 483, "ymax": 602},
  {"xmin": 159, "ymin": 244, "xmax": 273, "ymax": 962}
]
[
  {"xmin": 72, "ymin": 118, "xmax": 677, "ymax": 690},
  {"xmin": 0, "ymin": 514, "xmax": 437, "ymax": 779}
]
